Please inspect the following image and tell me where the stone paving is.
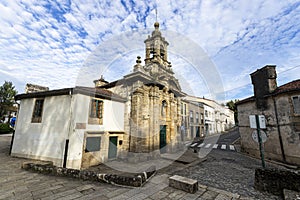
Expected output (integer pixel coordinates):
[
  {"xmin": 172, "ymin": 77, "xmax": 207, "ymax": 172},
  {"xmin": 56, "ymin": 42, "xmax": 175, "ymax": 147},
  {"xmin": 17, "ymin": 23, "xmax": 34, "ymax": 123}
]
[
  {"xmin": 0, "ymin": 134, "xmax": 280, "ymax": 199},
  {"xmin": 174, "ymin": 148, "xmax": 285, "ymax": 200}
]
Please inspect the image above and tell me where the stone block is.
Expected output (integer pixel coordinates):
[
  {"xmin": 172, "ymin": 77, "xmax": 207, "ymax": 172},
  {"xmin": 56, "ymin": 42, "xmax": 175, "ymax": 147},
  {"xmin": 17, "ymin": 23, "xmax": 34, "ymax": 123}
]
[
  {"xmin": 169, "ymin": 175, "xmax": 198, "ymax": 194},
  {"xmin": 283, "ymin": 189, "xmax": 300, "ymax": 200},
  {"xmin": 255, "ymin": 168, "xmax": 300, "ymax": 196}
]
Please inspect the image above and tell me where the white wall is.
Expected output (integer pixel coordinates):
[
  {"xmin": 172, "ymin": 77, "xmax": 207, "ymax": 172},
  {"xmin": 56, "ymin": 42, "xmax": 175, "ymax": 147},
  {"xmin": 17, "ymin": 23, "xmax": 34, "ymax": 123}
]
[
  {"xmin": 72, "ymin": 94, "xmax": 125, "ymax": 132},
  {"xmin": 203, "ymin": 104, "xmax": 215, "ymax": 134},
  {"xmin": 12, "ymin": 95, "xmax": 72, "ymax": 167},
  {"xmin": 12, "ymin": 93, "xmax": 125, "ymax": 170},
  {"xmin": 68, "ymin": 94, "xmax": 125, "ymax": 169}
]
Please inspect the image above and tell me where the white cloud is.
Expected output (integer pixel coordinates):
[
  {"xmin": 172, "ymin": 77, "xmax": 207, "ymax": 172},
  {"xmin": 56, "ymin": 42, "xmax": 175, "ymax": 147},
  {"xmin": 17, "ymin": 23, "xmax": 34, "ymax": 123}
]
[{"xmin": 0, "ymin": 0, "xmax": 299, "ymax": 102}]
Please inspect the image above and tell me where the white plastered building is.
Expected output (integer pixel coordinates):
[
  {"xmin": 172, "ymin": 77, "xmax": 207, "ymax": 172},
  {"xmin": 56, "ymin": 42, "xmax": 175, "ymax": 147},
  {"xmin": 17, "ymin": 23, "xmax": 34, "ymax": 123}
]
[{"xmin": 11, "ymin": 86, "xmax": 126, "ymax": 169}]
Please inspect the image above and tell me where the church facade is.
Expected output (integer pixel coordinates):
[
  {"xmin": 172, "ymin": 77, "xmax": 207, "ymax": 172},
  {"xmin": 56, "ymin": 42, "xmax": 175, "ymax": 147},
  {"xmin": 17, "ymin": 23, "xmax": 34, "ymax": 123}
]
[{"xmin": 100, "ymin": 22, "xmax": 185, "ymax": 158}]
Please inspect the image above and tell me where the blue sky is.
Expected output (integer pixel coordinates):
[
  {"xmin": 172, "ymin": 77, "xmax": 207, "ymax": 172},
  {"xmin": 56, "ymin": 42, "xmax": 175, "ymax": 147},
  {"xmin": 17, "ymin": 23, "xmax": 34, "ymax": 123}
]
[{"xmin": 0, "ymin": 0, "xmax": 300, "ymax": 102}]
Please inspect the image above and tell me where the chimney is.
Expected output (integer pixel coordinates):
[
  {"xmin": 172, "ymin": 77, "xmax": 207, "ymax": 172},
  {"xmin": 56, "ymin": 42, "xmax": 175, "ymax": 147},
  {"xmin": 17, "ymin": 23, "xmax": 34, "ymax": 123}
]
[
  {"xmin": 94, "ymin": 75, "xmax": 108, "ymax": 87},
  {"xmin": 250, "ymin": 65, "xmax": 277, "ymax": 109},
  {"xmin": 25, "ymin": 83, "xmax": 49, "ymax": 94}
]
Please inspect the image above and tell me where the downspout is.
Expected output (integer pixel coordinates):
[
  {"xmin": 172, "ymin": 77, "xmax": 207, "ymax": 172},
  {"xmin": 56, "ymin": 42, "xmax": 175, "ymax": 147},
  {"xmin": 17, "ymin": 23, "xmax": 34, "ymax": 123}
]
[
  {"xmin": 63, "ymin": 89, "xmax": 73, "ymax": 168},
  {"xmin": 272, "ymin": 96, "xmax": 286, "ymax": 163}
]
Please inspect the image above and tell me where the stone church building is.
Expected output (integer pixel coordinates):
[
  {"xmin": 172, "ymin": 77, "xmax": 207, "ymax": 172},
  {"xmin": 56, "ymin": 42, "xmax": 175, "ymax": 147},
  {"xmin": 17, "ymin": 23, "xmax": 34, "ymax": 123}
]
[{"xmin": 99, "ymin": 22, "xmax": 185, "ymax": 159}]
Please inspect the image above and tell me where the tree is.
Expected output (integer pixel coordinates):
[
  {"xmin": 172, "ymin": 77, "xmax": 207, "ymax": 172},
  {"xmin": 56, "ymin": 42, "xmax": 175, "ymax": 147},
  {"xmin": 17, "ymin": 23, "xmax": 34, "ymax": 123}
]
[
  {"xmin": 226, "ymin": 99, "xmax": 239, "ymax": 125},
  {"xmin": 0, "ymin": 81, "xmax": 18, "ymax": 117}
]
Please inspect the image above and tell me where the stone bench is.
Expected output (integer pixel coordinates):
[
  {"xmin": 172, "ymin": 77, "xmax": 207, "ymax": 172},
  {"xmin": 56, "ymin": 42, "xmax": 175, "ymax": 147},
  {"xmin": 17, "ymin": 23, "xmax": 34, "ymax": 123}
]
[{"xmin": 169, "ymin": 175, "xmax": 198, "ymax": 194}]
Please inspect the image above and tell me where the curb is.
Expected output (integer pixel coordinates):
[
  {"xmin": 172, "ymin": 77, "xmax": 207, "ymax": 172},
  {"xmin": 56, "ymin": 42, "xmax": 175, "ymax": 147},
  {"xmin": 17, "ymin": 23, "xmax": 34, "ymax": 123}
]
[
  {"xmin": 236, "ymin": 151, "xmax": 299, "ymax": 170},
  {"xmin": 22, "ymin": 162, "xmax": 156, "ymax": 188}
]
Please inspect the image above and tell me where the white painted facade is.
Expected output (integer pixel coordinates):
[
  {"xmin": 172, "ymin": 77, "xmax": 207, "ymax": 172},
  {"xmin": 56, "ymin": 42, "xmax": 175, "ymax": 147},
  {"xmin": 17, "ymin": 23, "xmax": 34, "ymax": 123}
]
[
  {"xmin": 11, "ymin": 90, "xmax": 125, "ymax": 169},
  {"xmin": 203, "ymin": 104, "xmax": 215, "ymax": 135},
  {"xmin": 184, "ymin": 95, "xmax": 235, "ymax": 135}
]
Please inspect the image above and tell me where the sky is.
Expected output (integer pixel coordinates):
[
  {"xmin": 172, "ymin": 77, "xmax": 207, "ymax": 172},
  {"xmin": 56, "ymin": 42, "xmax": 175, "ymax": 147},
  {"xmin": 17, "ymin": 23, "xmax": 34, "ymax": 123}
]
[{"xmin": 0, "ymin": 0, "xmax": 300, "ymax": 102}]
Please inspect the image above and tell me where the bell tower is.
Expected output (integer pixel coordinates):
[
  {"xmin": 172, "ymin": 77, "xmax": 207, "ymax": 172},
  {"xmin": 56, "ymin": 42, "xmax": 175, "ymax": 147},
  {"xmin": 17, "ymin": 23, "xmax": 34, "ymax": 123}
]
[
  {"xmin": 101, "ymin": 21, "xmax": 185, "ymax": 158},
  {"xmin": 144, "ymin": 22, "xmax": 170, "ymax": 67}
]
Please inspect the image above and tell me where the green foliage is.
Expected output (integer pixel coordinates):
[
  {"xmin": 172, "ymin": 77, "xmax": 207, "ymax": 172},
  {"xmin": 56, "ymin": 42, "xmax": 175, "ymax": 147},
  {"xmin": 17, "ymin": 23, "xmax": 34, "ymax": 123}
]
[
  {"xmin": 226, "ymin": 99, "xmax": 239, "ymax": 124},
  {"xmin": 0, "ymin": 123, "xmax": 13, "ymax": 134},
  {"xmin": 0, "ymin": 81, "xmax": 18, "ymax": 116}
]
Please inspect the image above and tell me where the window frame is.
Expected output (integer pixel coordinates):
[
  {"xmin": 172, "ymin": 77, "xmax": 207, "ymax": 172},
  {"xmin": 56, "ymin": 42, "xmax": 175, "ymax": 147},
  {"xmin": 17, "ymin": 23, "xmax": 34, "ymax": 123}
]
[
  {"xmin": 292, "ymin": 96, "xmax": 300, "ymax": 115},
  {"xmin": 88, "ymin": 98, "xmax": 104, "ymax": 125},
  {"xmin": 90, "ymin": 99, "xmax": 103, "ymax": 119},
  {"xmin": 85, "ymin": 136, "xmax": 101, "ymax": 152},
  {"xmin": 190, "ymin": 111, "xmax": 194, "ymax": 123},
  {"xmin": 31, "ymin": 98, "xmax": 44, "ymax": 123}
]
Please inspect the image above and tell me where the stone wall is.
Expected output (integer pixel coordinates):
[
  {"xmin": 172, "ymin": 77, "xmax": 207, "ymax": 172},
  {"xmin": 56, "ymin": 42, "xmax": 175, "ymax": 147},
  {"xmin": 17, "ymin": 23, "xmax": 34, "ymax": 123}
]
[
  {"xmin": 237, "ymin": 92, "xmax": 300, "ymax": 166},
  {"xmin": 255, "ymin": 168, "xmax": 300, "ymax": 196},
  {"xmin": 125, "ymin": 84, "xmax": 181, "ymax": 154},
  {"xmin": 22, "ymin": 162, "xmax": 156, "ymax": 187}
]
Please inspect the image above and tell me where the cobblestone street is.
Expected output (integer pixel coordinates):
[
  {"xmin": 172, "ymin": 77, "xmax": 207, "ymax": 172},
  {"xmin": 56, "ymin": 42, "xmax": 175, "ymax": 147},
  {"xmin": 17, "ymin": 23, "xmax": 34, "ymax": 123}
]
[
  {"xmin": 0, "ymin": 134, "xmax": 284, "ymax": 199},
  {"xmin": 174, "ymin": 148, "xmax": 284, "ymax": 199}
]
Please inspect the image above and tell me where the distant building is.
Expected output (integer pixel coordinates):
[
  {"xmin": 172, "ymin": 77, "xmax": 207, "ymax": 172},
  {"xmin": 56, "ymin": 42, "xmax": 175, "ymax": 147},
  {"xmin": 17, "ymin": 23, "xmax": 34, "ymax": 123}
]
[
  {"xmin": 237, "ymin": 65, "xmax": 300, "ymax": 165},
  {"xmin": 184, "ymin": 96, "xmax": 235, "ymax": 135},
  {"xmin": 187, "ymin": 101, "xmax": 205, "ymax": 139},
  {"xmin": 180, "ymin": 99, "xmax": 189, "ymax": 140},
  {"xmin": 11, "ymin": 87, "xmax": 126, "ymax": 169}
]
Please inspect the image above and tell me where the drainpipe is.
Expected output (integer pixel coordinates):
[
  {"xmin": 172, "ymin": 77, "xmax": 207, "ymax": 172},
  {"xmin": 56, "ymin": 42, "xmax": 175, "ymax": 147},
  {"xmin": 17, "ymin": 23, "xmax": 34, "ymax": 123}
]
[
  {"xmin": 272, "ymin": 96, "xmax": 286, "ymax": 163},
  {"xmin": 63, "ymin": 89, "xmax": 73, "ymax": 168}
]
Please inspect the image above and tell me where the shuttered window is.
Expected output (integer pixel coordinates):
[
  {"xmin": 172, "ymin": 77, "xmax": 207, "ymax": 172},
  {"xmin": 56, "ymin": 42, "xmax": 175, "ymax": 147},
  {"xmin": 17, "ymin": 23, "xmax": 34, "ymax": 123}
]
[
  {"xmin": 292, "ymin": 96, "xmax": 300, "ymax": 115},
  {"xmin": 196, "ymin": 112, "xmax": 199, "ymax": 123},
  {"xmin": 90, "ymin": 99, "xmax": 103, "ymax": 119},
  {"xmin": 31, "ymin": 99, "xmax": 44, "ymax": 123},
  {"xmin": 190, "ymin": 111, "xmax": 194, "ymax": 123}
]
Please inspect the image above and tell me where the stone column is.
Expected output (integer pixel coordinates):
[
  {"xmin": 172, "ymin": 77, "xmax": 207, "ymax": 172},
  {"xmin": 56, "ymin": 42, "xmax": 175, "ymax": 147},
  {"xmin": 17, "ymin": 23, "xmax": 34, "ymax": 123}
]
[
  {"xmin": 149, "ymin": 89, "xmax": 154, "ymax": 152},
  {"xmin": 152, "ymin": 86, "xmax": 160, "ymax": 152},
  {"xmin": 140, "ymin": 87, "xmax": 150, "ymax": 153},
  {"xmin": 129, "ymin": 88, "xmax": 143, "ymax": 152}
]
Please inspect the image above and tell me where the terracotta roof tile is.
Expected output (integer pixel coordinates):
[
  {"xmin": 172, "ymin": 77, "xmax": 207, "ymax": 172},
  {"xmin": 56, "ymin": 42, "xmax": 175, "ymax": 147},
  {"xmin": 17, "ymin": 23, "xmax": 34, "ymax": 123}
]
[
  {"xmin": 237, "ymin": 79, "xmax": 300, "ymax": 105},
  {"xmin": 273, "ymin": 79, "xmax": 300, "ymax": 94}
]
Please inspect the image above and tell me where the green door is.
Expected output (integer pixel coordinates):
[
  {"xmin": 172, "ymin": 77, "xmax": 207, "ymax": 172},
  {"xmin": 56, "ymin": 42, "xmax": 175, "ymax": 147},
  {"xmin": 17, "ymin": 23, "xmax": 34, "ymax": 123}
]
[
  {"xmin": 108, "ymin": 136, "xmax": 118, "ymax": 159},
  {"xmin": 160, "ymin": 125, "xmax": 167, "ymax": 153}
]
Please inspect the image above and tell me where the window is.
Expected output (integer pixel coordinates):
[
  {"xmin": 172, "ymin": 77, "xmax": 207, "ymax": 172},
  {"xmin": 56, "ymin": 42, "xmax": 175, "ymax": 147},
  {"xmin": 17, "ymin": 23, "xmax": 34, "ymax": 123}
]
[
  {"xmin": 292, "ymin": 96, "xmax": 300, "ymax": 115},
  {"xmin": 190, "ymin": 111, "xmax": 194, "ymax": 123},
  {"xmin": 85, "ymin": 137, "xmax": 101, "ymax": 152},
  {"xmin": 89, "ymin": 99, "xmax": 104, "ymax": 125},
  {"xmin": 205, "ymin": 110, "xmax": 208, "ymax": 117},
  {"xmin": 90, "ymin": 99, "xmax": 103, "ymax": 119},
  {"xmin": 184, "ymin": 104, "xmax": 186, "ymax": 115},
  {"xmin": 196, "ymin": 112, "xmax": 199, "ymax": 123},
  {"xmin": 201, "ymin": 114, "xmax": 204, "ymax": 124},
  {"xmin": 32, "ymin": 99, "xmax": 44, "ymax": 123},
  {"xmin": 181, "ymin": 103, "xmax": 183, "ymax": 115}
]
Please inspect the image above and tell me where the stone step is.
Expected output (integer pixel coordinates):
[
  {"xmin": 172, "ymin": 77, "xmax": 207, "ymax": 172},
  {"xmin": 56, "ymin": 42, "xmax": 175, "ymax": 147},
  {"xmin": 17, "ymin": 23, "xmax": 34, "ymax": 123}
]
[{"xmin": 169, "ymin": 175, "xmax": 198, "ymax": 194}]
